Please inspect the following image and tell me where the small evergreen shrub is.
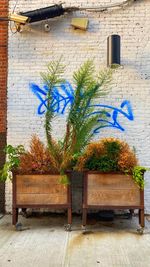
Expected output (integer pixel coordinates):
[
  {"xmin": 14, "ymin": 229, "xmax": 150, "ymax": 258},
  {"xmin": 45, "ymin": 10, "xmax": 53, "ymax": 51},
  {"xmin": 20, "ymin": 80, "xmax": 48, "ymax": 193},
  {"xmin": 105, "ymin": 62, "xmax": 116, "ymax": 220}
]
[{"xmin": 76, "ymin": 138, "xmax": 138, "ymax": 173}]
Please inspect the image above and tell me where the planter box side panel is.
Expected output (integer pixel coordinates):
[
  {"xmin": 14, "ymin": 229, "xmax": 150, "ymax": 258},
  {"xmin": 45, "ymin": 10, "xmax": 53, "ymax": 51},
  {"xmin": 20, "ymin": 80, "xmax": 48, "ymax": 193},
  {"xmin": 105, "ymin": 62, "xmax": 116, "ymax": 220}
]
[
  {"xmin": 87, "ymin": 173, "xmax": 141, "ymax": 206},
  {"xmin": 16, "ymin": 175, "xmax": 68, "ymax": 205}
]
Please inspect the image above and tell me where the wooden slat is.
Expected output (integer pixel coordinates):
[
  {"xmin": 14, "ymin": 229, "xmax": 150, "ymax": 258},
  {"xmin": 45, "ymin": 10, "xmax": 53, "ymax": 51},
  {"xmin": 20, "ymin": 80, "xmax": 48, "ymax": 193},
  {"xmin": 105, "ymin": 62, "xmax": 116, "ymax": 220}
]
[
  {"xmin": 16, "ymin": 175, "xmax": 67, "ymax": 194},
  {"xmin": 87, "ymin": 189, "xmax": 140, "ymax": 206},
  {"xmin": 17, "ymin": 193, "xmax": 67, "ymax": 205},
  {"xmin": 87, "ymin": 173, "xmax": 138, "ymax": 189}
]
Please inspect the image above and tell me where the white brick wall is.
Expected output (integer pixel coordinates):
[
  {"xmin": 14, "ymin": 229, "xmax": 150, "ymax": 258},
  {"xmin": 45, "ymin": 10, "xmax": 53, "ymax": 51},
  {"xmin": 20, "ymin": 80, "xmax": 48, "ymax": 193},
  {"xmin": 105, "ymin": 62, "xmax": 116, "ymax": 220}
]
[{"xmin": 6, "ymin": 0, "xmax": 150, "ymax": 213}]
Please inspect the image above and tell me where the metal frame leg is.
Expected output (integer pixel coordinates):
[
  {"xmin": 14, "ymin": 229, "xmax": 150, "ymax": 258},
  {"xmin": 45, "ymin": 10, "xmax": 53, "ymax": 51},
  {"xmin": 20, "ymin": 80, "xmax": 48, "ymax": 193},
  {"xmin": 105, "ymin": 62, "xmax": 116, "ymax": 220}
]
[
  {"xmin": 139, "ymin": 209, "xmax": 145, "ymax": 228},
  {"xmin": 64, "ymin": 207, "xmax": 72, "ymax": 231},
  {"xmin": 68, "ymin": 207, "xmax": 72, "ymax": 225},
  {"xmin": 82, "ymin": 208, "xmax": 87, "ymax": 227},
  {"xmin": 12, "ymin": 208, "xmax": 18, "ymax": 225}
]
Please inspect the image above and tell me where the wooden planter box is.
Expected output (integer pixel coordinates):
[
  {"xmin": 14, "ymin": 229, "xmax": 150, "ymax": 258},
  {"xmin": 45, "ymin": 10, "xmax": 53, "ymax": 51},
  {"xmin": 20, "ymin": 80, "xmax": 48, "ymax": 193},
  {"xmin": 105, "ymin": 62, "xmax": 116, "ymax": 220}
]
[
  {"xmin": 12, "ymin": 173, "xmax": 72, "ymax": 228},
  {"xmin": 82, "ymin": 171, "xmax": 144, "ymax": 229}
]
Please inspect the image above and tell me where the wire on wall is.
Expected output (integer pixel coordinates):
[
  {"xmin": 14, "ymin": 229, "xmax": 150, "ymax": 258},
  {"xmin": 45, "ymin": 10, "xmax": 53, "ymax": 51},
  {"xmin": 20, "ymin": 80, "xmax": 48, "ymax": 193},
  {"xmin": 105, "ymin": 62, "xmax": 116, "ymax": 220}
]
[
  {"xmin": 65, "ymin": 0, "xmax": 136, "ymax": 12},
  {"xmin": 0, "ymin": 0, "xmax": 139, "ymax": 32},
  {"xmin": 12, "ymin": 0, "xmax": 19, "ymax": 13},
  {"xmin": 9, "ymin": 0, "xmax": 20, "ymax": 34}
]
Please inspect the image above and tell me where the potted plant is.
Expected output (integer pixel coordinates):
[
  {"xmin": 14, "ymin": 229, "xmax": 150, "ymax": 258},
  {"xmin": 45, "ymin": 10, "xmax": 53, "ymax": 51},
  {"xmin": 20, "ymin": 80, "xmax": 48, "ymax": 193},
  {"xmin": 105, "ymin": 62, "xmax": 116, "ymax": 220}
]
[
  {"xmin": 0, "ymin": 59, "xmax": 112, "ymax": 229},
  {"xmin": 76, "ymin": 138, "xmax": 148, "ymax": 233}
]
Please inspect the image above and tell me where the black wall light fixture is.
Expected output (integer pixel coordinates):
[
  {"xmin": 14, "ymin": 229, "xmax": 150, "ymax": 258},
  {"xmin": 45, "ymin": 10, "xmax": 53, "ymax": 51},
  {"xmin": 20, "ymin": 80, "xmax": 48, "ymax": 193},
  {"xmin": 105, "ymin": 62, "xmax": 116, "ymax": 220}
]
[{"xmin": 107, "ymin": 34, "xmax": 121, "ymax": 68}]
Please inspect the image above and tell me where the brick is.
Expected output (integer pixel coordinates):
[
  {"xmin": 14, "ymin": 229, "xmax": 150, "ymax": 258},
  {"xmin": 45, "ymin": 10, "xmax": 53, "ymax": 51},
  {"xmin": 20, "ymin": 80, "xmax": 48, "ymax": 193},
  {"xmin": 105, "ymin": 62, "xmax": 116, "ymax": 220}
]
[
  {"xmin": 0, "ymin": 0, "xmax": 8, "ymax": 212},
  {"xmin": 0, "ymin": 132, "xmax": 6, "ymax": 212}
]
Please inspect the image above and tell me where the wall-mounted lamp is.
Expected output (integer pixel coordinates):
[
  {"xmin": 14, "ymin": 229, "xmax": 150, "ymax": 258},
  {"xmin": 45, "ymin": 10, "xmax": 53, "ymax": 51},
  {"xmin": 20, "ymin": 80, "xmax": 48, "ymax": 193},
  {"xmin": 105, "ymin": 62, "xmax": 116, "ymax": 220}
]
[{"xmin": 107, "ymin": 34, "xmax": 120, "ymax": 68}]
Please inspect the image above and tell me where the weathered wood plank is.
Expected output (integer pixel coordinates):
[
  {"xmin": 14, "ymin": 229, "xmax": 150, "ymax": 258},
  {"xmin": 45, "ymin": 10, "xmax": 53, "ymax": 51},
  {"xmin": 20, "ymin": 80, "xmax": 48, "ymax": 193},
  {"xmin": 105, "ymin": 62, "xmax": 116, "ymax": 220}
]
[
  {"xmin": 87, "ymin": 189, "xmax": 140, "ymax": 206},
  {"xmin": 16, "ymin": 175, "xmax": 67, "ymax": 194},
  {"xmin": 17, "ymin": 193, "xmax": 67, "ymax": 205},
  {"xmin": 87, "ymin": 173, "xmax": 138, "ymax": 189}
]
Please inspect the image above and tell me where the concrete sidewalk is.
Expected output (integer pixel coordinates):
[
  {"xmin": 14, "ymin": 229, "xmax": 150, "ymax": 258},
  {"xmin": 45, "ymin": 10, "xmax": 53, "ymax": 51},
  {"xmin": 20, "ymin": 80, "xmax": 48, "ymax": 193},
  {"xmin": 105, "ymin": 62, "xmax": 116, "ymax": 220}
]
[{"xmin": 0, "ymin": 214, "xmax": 150, "ymax": 267}]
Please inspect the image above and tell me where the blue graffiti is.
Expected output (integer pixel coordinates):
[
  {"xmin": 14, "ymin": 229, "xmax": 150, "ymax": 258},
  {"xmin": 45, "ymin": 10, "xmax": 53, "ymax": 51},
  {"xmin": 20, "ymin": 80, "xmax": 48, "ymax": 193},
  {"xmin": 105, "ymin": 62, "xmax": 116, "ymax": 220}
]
[
  {"xmin": 30, "ymin": 82, "xmax": 134, "ymax": 133},
  {"xmin": 30, "ymin": 81, "xmax": 74, "ymax": 115},
  {"xmin": 89, "ymin": 100, "xmax": 134, "ymax": 133}
]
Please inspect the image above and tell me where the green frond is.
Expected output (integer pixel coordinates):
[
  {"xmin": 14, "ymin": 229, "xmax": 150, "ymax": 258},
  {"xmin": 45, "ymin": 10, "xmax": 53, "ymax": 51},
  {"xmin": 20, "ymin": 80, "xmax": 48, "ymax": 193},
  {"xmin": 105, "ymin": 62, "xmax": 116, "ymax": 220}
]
[
  {"xmin": 41, "ymin": 57, "xmax": 66, "ymax": 89},
  {"xmin": 62, "ymin": 60, "xmax": 112, "ymax": 165},
  {"xmin": 73, "ymin": 59, "xmax": 95, "ymax": 90},
  {"xmin": 97, "ymin": 68, "xmax": 113, "ymax": 87},
  {"xmin": 40, "ymin": 57, "xmax": 66, "ymax": 157},
  {"xmin": 72, "ymin": 114, "xmax": 105, "ymax": 154}
]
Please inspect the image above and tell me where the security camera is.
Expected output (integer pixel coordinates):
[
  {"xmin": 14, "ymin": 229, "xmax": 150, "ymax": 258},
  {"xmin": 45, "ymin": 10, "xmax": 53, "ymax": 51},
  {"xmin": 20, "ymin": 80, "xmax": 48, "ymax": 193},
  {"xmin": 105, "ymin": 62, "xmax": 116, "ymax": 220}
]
[
  {"xmin": 44, "ymin": 23, "xmax": 50, "ymax": 32},
  {"xmin": 9, "ymin": 13, "xmax": 29, "ymax": 24}
]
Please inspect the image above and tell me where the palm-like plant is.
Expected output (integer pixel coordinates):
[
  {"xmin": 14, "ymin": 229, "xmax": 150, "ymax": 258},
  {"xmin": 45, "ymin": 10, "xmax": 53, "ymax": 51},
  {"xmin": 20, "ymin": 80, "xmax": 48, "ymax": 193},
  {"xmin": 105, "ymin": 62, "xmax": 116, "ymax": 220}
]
[
  {"xmin": 41, "ymin": 59, "xmax": 112, "ymax": 173},
  {"xmin": 41, "ymin": 59, "xmax": 65, "ymax": 157},
  {"xmin": 0, "ymin": 59, "xmax": 112, "ymax": 182}
]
